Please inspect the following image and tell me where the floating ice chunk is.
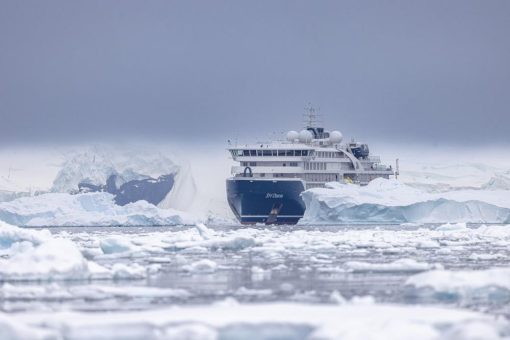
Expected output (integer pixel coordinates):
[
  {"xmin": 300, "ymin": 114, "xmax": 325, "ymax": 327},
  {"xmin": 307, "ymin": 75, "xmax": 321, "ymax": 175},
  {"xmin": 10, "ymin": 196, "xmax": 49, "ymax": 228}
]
[
  {"xmin": 70, "ymin": 285, "xmax": 190, "ymax": 299},
  {"xmin": 345, "ymin": 259, "xmax": 442, "ymax": 273},
  {"xmin": 100, "ymin": 236, "xmax": 140, "ymax": 254},
  {"xmin": 111, "ymin": 263, "xmax": 147, "ymax": 280},
  {"xmin": 350, "ymin": 295, "xmax": 376, "ymax": 305},
  {"xmin": 182, "ymin": 259, "xmax": 218, "ymax": 273},
  {"xmin": 329, "ymin": 290, "xmax": 347, "ymax": 305},
  {"xmin": 0, "ymin": 238, "xmax": 90, "ymax": 281},
  {"xmin": 163, "ymin": 324, "xmax": 217, "ymax": 340},
  {"xmin": 195, "ymin": 223, "xmax": 214, "ymax": 240},
  {"xmin": 0, "ymin": 222, "xmax": 117, "ymax": 282},
  {"xmin": 443, "ymin": 320, "xmax": 502, "ymax": 340},
  {"xmin": 437, "ymin": 222, "xmax": 468, "ymax": 231},
  {"xmin": 0, "ymin": 221, "xmax": 50, "ymax": 250},
  {"xmin": 406, "ymin": 267, "xmax": 510, "ymax": 293},
  {"xmin": 0, "ymin": 283, "xmax": 73, "ymax": 300},
  {"xmin": 0, "ymin": 313, "xmax": 55, "ymax": 340},
  {"xmin": 235, "ymin": 287, "xmax": 273, "ymax": 297},
  {"xmin": 205, "ymin": 236, "xmax": 256, "ymax": 251},
  {"xmin": 416, "ymin": 240, "xmax": 440, "ymax": 249},
  {"xmin": 468, "ymin": 253, "xmax": 506, "ymax": 261},
  {"xmin": 251, "ymin": 266, "xmax": 271, "ymax": 281}
]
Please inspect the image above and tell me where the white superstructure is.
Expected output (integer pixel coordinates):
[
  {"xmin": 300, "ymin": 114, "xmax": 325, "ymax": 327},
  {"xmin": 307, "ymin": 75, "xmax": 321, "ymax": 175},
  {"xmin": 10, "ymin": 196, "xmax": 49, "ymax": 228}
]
[{"xmin": 228, "ymin": 108, "xmax": 394, "ymax": 189}]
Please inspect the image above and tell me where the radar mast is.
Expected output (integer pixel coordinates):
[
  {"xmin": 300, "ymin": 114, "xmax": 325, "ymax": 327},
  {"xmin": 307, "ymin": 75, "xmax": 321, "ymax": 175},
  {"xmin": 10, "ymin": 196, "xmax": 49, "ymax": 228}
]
[{"xmin": 303, "ymin": 104, "xmax": 322, "ymax": 128}]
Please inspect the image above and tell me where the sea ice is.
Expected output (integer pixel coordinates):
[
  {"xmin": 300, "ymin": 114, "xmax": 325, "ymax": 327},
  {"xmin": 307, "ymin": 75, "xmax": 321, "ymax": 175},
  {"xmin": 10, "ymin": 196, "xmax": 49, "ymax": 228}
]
[
  {"xmin": 182, "ymin": 259, "xmax": 218, "ymax": 274},
  {"xmin": 2, "ymin": 302, "xmax": 508, "ymax": 340},
  {"xmin": 345, "ymin": 259, "xmax": 442, "ymax": 272},
  {"xmin": 0, "ymin": 192, "xmax": 197, "ymax": 227},
  {"xmin": 406, "ymin": 267, "xmax": 510, "ymax": 293}
]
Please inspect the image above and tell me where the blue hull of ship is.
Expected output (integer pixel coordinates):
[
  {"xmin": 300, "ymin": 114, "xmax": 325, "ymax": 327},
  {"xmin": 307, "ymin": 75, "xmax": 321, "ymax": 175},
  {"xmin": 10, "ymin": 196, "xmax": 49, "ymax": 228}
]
[{"xmin": 226, "ymin": 178, "xmax": 306, "ymax": 225}]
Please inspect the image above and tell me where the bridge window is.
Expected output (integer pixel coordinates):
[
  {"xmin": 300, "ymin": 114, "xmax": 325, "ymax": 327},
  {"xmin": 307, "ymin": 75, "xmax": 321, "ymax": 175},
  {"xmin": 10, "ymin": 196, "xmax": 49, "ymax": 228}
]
[
  {"xmin": 278, "ymin": 150, "xmax": 285, "ymax": 156},
  {"xmin": 295, "ymin": 150, "xmax": 302, "ymax": 156},
  {"xmin": 263, "ymin": 150, "xmax": 271, "ymax": 156},
  {"xmin": 243, "ymin": 150, "xmax": 249, "ymax": 156},
  {"xmin": 302, "ymin": 150, "xmax": 308, "ymax": 156},
  {"xmin": 257, "ymin": 150, "xmax": 262, "ymax": 156},
  {"xmin": 272, "ymin": 150, "xmax": 277, "ymax": 156},
  {"xmin": 285, "ymin": 150, "xmax": 294, "ymax": 156}
]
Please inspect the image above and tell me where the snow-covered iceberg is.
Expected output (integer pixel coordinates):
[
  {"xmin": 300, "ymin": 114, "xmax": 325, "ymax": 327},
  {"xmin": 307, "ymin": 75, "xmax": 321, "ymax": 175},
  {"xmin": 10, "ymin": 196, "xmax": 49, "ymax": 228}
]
[
  {"xmin": 52, "ymin": 145, "xmax": 196, "ymax": 210},
  {"xmin": 0, "ymin": 192, "xmax": 197, "ymax": 227},
  {"xmin": 300, "ymin": 178, "xmax": 510, "ymax": 224}
]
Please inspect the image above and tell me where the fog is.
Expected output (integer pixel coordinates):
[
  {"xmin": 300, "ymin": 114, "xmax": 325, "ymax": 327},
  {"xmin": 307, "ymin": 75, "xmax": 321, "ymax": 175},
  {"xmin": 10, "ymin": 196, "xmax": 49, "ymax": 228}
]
[{"xmin": 1, "ymin": 0, "xmax": 509, "ymax": 146}]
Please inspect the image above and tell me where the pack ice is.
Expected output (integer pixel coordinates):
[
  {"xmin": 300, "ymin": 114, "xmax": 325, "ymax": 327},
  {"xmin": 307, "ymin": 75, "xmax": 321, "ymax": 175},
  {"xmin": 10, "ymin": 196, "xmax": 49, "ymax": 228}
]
[{"xmin": 301, "ymin": 178, "xmax": 510, "ymax": 224}]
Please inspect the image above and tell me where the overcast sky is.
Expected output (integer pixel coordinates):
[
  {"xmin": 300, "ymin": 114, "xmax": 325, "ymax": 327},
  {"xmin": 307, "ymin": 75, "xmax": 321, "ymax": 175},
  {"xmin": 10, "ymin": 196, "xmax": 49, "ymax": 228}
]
[{"xmin": 1, "ymin": 0, "xmax": 509, "ymax": 146}]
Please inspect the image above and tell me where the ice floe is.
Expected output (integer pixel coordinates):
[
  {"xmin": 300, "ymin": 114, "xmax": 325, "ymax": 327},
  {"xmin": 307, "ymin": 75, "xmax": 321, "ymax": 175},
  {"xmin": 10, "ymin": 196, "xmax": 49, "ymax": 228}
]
[
  {"xmin": 301, "ymin": 178, "xmax": 510, "ymax": 224},
  {"xmin": 406, "ymin": 267, "xmax": 510, "ymax": 293},
  {"xmin": 0, "ymin": 222, "xmax": 161, "ymax": 281},
  {"xmin": 182, "ymin": 259, "xmax": 218, "ymax": 274},
  {"xmin": 2, "ymin": 302, "xmax": 508, "ymax": 340},
  {"xmin": 345, "ymin": 259, "xmax": 442, "ymax": 272}
]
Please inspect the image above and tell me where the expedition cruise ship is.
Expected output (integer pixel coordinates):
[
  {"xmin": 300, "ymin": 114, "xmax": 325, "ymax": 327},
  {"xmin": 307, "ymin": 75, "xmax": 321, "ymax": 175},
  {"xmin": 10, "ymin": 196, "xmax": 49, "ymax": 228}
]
[{"xmin": 226, "ymin": 107, "xmax": 396, "ymax": 224}]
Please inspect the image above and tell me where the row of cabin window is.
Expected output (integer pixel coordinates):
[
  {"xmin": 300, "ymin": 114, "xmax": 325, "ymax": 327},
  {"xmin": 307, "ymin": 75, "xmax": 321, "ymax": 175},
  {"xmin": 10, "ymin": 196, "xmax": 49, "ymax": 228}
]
[
  {"xmin": 241, "ymin": 162, "xmax": 298, "ymax": 167},
  {"xmin": 304, "ymin": 173, "xmax": 338, "ymax": 182},
  {"xmin": 304, "ymin": 162, "xmax": 326, "ymax": 170},
  {"xmin": 235, "ymin": 150, "xmax": 310, "ymax": 157},
  {"xmin": 315, "ymin": 151, "xmax": 343, "ymax": 158}
]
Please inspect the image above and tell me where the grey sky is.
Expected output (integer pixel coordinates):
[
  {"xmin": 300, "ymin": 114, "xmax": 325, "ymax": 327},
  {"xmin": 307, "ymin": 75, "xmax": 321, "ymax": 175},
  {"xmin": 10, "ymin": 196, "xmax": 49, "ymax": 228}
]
[{"xmin": 1, "ymin": 0, "xmax": 509, "ymax": 146}]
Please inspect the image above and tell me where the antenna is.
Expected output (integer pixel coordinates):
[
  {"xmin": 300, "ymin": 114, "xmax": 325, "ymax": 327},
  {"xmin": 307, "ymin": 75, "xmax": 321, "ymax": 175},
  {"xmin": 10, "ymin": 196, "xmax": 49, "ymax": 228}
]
[{"xmin": 303, "ymin": 103, "xmax": 322, "ymax": 128}]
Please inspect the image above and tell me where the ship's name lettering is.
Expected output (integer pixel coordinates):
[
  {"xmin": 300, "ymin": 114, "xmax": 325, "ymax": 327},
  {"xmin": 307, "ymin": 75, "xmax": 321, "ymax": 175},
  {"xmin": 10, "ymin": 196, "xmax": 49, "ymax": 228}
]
[{"xmin": 266, "ymin": 193, "xmax": 283, "ymax": 199}]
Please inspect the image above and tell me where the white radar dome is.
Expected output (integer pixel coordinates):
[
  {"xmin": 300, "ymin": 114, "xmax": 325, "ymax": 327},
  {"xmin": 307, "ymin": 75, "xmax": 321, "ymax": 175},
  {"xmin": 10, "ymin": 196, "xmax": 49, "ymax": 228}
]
[
  {"xmin": 286, "ymin": 130, "xmax": 299, "ymax": 142},
  {"xmin": 329, "ymin": 130, "xmax": 343, "ymax": 143},
  {"xmin": 298, "ymin": 130, "xmax": 313, "ymax": 143}
]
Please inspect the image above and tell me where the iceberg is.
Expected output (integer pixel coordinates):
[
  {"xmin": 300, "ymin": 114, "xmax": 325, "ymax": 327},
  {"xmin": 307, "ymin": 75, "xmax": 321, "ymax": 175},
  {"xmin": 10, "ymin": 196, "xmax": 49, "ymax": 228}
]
[
  {"xmin": 0, "ymin": 192, "xmax": 197, "ymax": 227},
  {"xmin": 300, "ymin": 178, "xmax": 510, "ymax": 224},
  {"xmin": 51, "ymin": 145, "xmax": 197, "ymax": 210}
]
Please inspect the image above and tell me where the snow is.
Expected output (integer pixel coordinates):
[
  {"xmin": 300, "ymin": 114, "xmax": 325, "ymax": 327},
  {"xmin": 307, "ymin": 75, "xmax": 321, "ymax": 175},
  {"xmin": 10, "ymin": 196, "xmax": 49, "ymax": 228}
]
[
  {"xmin": 301, "ymin": 178, "xmax": 510, "ymax": 224},
  {"xmin": 2, "ymin": 302, "xmax": 508, "ymax": 340},
  {"xmin": 0, "ymin": 192, "xmax": 197, "ymax": 227}
]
